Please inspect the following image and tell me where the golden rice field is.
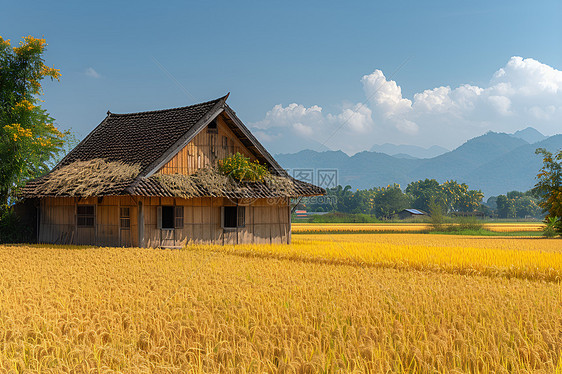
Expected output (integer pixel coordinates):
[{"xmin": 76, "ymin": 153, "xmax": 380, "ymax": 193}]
[
  {"xmin": 291, "ymin": 222, "xmax": 544, "ymax": 233},
  {"xmin": 1, "ymin": 232, "xmax": 561, "ymax": 373}
]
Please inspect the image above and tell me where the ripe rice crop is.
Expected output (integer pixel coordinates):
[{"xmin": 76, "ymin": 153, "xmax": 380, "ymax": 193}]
[
  {"xmin": 205, "ymin": 234, "xmax": 562, "ymax": 282},
  {"xmin": 1, "ymin": 236, "xmax": 561, "ymax": 372},
  {"xmin": 291, "ymin": 222, "xmax": 544, "ymax": 234}
]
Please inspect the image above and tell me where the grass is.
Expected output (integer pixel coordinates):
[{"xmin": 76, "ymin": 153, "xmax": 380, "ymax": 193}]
[
  {"xmin": 427, "ymin": 228, "xmax": 543, "ymax": 236},
  {"xmin": 1, "ymin": 234, "xmax": 561, "ymax": 372},
  {"xmin": 296, "ymin": 212, "xmax": 382, "ymax": 223}
]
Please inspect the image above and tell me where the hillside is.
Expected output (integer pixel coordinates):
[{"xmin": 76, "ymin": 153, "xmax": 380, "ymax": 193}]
[{"xmin": 276, "ymin": 131, "xmax": 562, "ymax": 196}]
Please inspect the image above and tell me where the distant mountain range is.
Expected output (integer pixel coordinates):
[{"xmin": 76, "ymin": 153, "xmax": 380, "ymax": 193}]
[
  {"xmin": 511, "ymin": 127, "xmax": 548, "ymax": 144},
  {"xmin": 369, "ymin": 144, "xmax": 449, "ymax": 159},
  {"xmin": 275, "ymin": 128, "xmax": 562, "ymax": 197}
]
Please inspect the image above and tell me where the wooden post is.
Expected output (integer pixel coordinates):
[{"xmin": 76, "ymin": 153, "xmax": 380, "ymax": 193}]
[
  {"xmin": 118, "ymin": 198, "xmax": 121, "ymax": 247},
  {"xmin": 74, "ymin": 198, "xmax": 78, "ymax": 245},
  {"xmin": 138, "ymin": 200, "xmax": 144, "ymax": 248},
  {"xmin": 252, "ymin": 204, "xmax": 255, "ymax": 244},
  {"xmin": 209, "ymin": 197, "xmax": 213, "ymax": 245},
  {"xmin": 287, "ymin": 198, "xmax": 291, "ymax": 244},
  {"xmin": 36, "ymin": 203, "xmax": 40, "ymax": 244}
]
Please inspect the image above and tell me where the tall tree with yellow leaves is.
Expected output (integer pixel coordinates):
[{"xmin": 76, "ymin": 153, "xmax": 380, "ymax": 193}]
[{"xmin": 0, "ymin": 35, "xmax": 68, "ymax": 211}]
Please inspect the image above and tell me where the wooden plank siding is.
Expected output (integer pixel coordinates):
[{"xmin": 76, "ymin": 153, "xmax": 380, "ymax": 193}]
[
  {"xmin": 142, "ymin": 197, "xmax": 290, "ymax": 248},
  {"xmin": 38, "ymin": 196, "xmax": 290, "ymax": 247},
  {"xmin": 38, "ymin": 196, "xmax": 139, "ymax": 247},
  {"xmin": 158, "ymin": 114, "xmax": 257, "ymax": 176}
]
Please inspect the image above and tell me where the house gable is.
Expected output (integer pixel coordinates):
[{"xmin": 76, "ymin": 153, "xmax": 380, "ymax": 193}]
[{"xmin": 158, "ymin": 112, "xmax": 258, "ymax": 175}]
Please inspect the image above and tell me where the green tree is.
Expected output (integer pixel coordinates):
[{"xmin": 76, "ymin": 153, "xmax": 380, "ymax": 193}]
[
  {"xmin": 406, "ymin": 179, "xmax": 443, "ymax": 212},
  {"xmin": 493, "ymin": 191, "xmax": 540, "ymax": 219},
  {"xmin": 441, "ymin": 180, "xmax": 483, "ymax": 213},
  {"xmin": 333, "ymin": 185, "xmax": 353, "ymax": 213},
  {"xmin": 496, "ymin": 194, "xmax": 514, "ymax": 218},
  {"xmin": 373, "ymin": 184, "xmax": 410, "ymax": 219},
  {"xmin": 0, "ymin": 35, "xmax": 67, "ymax": 211},
  {"xmin": 533, "ymin": 148, "xmax": 562, "ymax": 235},
  {"xmin": 514, "ymin": 195, "xmax": 540, "ymax": 218}
]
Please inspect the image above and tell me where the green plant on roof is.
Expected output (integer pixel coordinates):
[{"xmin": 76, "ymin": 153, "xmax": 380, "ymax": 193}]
[{"xmin": 218, "ymin": 152, "xmax": 269, "ymax": 182}]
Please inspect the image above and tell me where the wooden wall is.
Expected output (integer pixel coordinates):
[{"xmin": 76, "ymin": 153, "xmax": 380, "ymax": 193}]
[
  {"xmin": 142, "ymin": 197, "xmax": 290, "ymax": 247},
  {"xmin": 38, "ymin": 196, "xmax": 290, "ymax": 247},
  {"xmin": 158, "ymin": 114, "xmax": 257, "ymax": 176},
  {"xmin": 38, "ymin": 196, "xmax": 139, "ymax": 247}
]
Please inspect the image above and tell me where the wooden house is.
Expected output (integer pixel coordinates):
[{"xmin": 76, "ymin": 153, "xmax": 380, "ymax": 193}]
[{"xmin": 20, "ymin": 94, "xmax": 324, "ymax": 247}]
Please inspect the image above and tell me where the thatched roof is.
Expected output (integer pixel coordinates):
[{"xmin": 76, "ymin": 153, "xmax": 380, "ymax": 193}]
[{"xmin": 20, "ymin": 159, "xmax": 324, "ymax": 198}]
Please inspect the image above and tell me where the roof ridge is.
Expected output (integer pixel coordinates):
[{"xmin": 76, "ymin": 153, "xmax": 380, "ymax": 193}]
[{"xmin": 107, "ymin": 94, "xmax": 229, "ymax": 117}]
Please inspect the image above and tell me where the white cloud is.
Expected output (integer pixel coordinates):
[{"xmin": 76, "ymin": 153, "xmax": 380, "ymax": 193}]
[
  {"xmin": 85, "ymin": 67, "xmax": 101, "ymax": 79},
  {"xmin": 362, "ymin": 70, "xmax": 412, "ymax": 119},
  {"xmin": 253, "ymin": 103, "xmax": 323, "ymax": 130},
  {"xmin": 327, "ymin": 104, "xmax": 374, "ymax": 134},
  {"xmin": 292, "ymin": 122, "xmax": 314, "ymax": 137},
  {"xmin": 250, "ymin": 57, "xmax": 562, "ymax": 154}
]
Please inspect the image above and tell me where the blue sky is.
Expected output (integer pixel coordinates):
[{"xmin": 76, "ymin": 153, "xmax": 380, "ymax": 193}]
[{"xmin": 2, "ymin": 0, "xmax": 561, "ymax": 154}]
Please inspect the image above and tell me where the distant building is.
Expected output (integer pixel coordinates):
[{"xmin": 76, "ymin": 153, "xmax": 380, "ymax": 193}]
[
  {"xmin": 397, "ymin": 209, "xmax": 427, "ymax": 220},
  {"xmin": 295, "ymin": 210, "xmax": 308, "ymax": 218}
]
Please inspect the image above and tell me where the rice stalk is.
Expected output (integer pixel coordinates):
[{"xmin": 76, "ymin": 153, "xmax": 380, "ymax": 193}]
[{"xmin": 34, "ymin": 159, "xmax": 141, "ymax": 197}]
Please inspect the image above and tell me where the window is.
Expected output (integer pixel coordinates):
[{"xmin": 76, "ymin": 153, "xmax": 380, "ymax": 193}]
[
  {"xmin": 161, "ymin": 206, "xmax": 174, "ymax": 229},
  {"xmin": 175, "ymin": 206, "xmax": 184, "ymax": 228},
  {"xmin": 222, "ymin": 206, "xmax": 245, "ymax": 229},
  {"xmin": 120, "ymin": 207, "xmax": 130, "ymax": 229},
  {"xmin": 77, "ymin": 205, "xmax": 95, "ymax": 227},
  {"xmin": 207, "ymin": 120, "xmax": 218, "ymax": 133},
  {"xmin": 237, "ymin": 206, "xmax": 245, "ymax": 228},
  {"xmin": 158, "ymin": 206, "xmax": 184, "ymax": 229},
  {"xmin": 222, "ymin": 136, "xmax": 228, "ymax": 149}
]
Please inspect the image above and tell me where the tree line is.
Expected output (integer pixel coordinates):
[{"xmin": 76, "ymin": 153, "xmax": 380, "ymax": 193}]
[
  {"xmin": 302, "ymin": 179, "xmax": 546, "ymax": 220},
  {"xmin": 304, "ymin": 179, "xmax": 485, "ymax": 219}
]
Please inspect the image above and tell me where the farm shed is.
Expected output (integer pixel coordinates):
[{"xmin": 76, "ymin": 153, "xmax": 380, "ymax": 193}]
[
  {"xmin": 20, "ymin": 94, "xmax": 324, "ymax": 247},
  {"xmin": 397, "ymin": 209, "xmax": 427, "ymax": 220}
]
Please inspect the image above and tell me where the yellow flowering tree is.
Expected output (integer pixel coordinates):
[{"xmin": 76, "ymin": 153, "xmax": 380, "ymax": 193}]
[
  {"xmin": 0, "ymin": 35, "xmax": 68, "ymax": 210},
  {"xmin": 534, "ymin": 148, "xmax": 562, "ymax": 235}
]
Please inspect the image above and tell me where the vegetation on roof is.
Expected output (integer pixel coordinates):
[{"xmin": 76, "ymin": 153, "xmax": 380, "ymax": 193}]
[
  {"xmin": 30, "ymin": 159, "xmax": 141, "ymax": 197},
  {"xmin": 151, "ymin": 153, "xmax": 296, "ymax": 198},
  {"xmin": 21, "ymin": 152, "xmax": 321, "ymax": 198},
  {"xmin": 152, "ymin": 167, "xmax": 296, "ymax": 199},
  {"xmin": 218, "ymin": 152, "xmax": 268, "ymax": 182}
]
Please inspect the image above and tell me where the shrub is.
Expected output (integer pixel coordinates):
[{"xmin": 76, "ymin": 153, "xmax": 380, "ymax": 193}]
[
  {"xmin": 0, "ymin": 208, "xmax": 32, "ymax": 243},
  {"xmin": 428, "ymin": 197, "xmax": 445, "ymax": 231},
  {"xmin": 542, "ymin": 216, "xmax": 561, "ymax": 238},
  {"xmin": 218, "ymin": 153, "xmax": 269, "ymax": 182},
  {"xmin": 455, "ymin": 216, "xmax": 484, "ymax": 231}
]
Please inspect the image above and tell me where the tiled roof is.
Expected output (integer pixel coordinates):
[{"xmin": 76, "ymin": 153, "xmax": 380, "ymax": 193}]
[{"xmin": 58, "ymin": 96, "xmax": 225, "ymax": 174}]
